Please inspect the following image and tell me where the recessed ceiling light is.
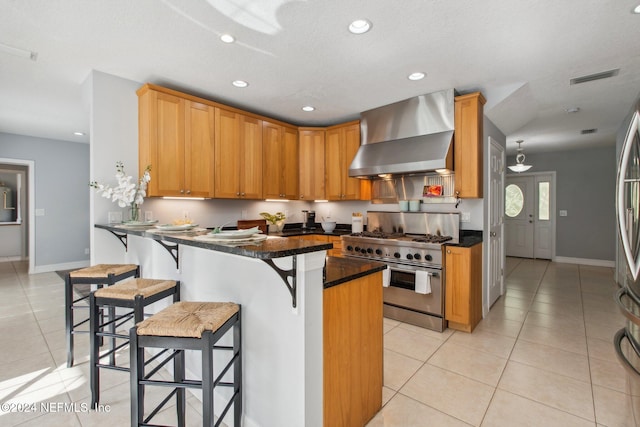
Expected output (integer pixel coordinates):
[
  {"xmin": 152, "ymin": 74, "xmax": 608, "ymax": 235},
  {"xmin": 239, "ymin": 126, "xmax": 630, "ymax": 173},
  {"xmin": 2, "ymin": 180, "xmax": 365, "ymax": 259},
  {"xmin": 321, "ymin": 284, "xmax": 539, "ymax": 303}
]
[
  {"xmin": 220, "ymin": 34, "xmax": 235, "ymax": 43},
  {"xmin": 565, "ymin": 107, "xmax": 580, "ymax": 113},
  {"xmin": 632, "ymin": 4, "xmax": 640, "ymax": 13},
  {"xmin": 348, "ymin": 19, "xmax": 372, "ymax": 34},
  {"xmin": 408, "ymin": 72, "xmax": 426, "ymax": 81},
  {"xmin": 302, "ymin": 106, "xmax": 315, "ymax": 112},
  {"xmin": 232, "ymin": 80, "xmax": 248, "ymax": 88},
  {"xmin": 73, "ymin": 131, "xmax": 85, "ymax": 136}
]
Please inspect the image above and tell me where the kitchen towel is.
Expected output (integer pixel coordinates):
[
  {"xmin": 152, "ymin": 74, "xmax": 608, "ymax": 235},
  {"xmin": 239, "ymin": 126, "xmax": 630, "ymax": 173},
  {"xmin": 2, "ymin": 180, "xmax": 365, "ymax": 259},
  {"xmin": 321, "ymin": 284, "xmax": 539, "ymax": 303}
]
[
  {"xmin": 382, "ymin": 267, "xmax": 390, "ymax": 287},
  {"xmin": 414, "ymin": 270, "xmax": 431, "ymax": 294}
]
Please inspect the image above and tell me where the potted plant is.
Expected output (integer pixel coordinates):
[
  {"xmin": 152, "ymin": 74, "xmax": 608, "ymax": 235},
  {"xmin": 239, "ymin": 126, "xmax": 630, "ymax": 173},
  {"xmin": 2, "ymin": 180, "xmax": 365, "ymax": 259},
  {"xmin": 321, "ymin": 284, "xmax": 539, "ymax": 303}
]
[{"xmin": 260, "ymin": 211, "xmax": 286, "ymax": 233}]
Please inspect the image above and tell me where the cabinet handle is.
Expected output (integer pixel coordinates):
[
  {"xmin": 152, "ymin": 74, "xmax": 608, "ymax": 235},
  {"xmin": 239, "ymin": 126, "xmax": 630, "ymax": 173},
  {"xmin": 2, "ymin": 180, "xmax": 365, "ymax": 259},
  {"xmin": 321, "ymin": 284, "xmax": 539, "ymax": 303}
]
[
  {"xmin": 446, "ymin": 249, "xmax": 451, "ymax": 254},
  {"xmin": 180, "ymin": 189, "xmax": 184, "ymax": 194},
  {"xmin": 236, "ymin": 192, "xmax": 240, "ymax": 196},
  {"xmin": 186, "ymin": 190, "xmax": 191, "ymax": 195},
  {"xmin": 241, "ymin": 192, "xmax": 246, "ymax": 197}
]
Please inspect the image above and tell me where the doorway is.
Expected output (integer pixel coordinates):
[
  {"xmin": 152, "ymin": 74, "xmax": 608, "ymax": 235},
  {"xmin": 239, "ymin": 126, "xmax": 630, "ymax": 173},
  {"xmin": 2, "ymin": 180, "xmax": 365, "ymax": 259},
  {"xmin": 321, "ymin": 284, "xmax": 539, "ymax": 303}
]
[
  {"xmin": 505, "ymin": 172, "xmax": 556, "ymax": 260},
  {"xmin": 487, "ymin": 138, "xmax": 505, "ymax": 310}
]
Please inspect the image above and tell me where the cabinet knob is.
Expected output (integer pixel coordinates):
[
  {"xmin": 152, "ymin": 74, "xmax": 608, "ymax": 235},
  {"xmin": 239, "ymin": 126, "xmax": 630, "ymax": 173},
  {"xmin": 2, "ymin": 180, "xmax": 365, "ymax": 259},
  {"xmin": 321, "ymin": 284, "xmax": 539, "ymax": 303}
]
[
  {"xmin": 236, "ymin": 192, "xmax": 240, "ymax": 196},
  {"xmin": 180, "ymin": 189, "xmax": 184, "ymax": 194},
  {"xmin": 241, "ymin": 192, "xmax": 246, "ymax": 197},
  {"xmin": 186, "ymin": 190, "xmax": 191, "ymax": 195},
  {"xmin": 447, "ymin": 249, "xmax": 451, "ymax": 254}
]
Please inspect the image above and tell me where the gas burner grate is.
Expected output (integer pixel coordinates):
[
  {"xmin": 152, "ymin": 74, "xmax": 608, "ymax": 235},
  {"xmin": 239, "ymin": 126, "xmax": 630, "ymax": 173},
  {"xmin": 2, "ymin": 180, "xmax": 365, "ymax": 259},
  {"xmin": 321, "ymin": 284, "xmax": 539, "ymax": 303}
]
[
  {"xmin": 411, "ymin": 234, "xmax": 453, "ymax": 244},
  {"xmin": 350, "ymin": 231, "xmax": 405, "ymax": 239}
]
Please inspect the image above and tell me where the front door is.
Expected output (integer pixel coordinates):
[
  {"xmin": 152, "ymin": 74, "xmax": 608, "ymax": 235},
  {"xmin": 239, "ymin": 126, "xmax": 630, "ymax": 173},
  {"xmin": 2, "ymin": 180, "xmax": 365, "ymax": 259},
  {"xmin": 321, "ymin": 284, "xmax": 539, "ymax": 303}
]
[
  {"xmin": 488, "ymin": 139, "xmax": 505, "ymax": 309},
  {"xmin": 505, "ymin": 173, "xmax": 555, "ymax": 259}
]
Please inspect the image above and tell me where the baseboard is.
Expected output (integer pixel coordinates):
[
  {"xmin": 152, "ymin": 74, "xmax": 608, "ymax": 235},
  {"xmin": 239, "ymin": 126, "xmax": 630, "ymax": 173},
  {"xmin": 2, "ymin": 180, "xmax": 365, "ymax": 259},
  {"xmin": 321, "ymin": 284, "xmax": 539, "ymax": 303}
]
[
  {"xmin": 554, "ymin": 256, "xmax": 615, "ymax": 268},
  {"xmin": 0, "ymin": 256, "xmax": 25, "ymax": 263},
  {"xmin": 32, "ymin": 260, "xmax": 90, "ymax": 274}
]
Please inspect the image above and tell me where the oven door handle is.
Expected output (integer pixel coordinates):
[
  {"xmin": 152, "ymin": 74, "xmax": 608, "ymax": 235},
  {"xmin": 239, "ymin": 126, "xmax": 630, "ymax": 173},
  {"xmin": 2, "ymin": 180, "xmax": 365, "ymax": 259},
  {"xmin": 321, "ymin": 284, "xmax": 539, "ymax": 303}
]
[{"xmin": 389, "ymin": 267, "xmax": 439, "ymax": 278}]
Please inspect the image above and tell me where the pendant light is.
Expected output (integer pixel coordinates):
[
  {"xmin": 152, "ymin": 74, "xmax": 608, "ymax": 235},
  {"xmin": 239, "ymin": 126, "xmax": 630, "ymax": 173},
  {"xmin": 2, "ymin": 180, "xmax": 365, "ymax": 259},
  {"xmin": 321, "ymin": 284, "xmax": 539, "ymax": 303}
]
[{"xmin": 508, "ymin": 140, "xmax": 532, "ymax": 173}]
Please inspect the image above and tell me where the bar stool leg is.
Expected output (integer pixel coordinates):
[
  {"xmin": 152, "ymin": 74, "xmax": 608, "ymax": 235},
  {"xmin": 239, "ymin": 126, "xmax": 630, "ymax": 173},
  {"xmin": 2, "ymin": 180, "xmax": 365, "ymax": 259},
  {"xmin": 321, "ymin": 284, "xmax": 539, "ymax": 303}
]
[
  {"xmin": 234, "ymin": 313, "xmax": 242, "ymax": 426},
  {"xmin": 89, "ymin": 293, "xmax": 100, "ymax": 408},
  {"xmin": 175, "ymin": 349, "xmax": 186, "ymax": 427},
  {"xmin": 202, "ymin": 331, "xmax": 214, "ymax": 427},
  {"xmin": 65, "ymin": 273, "xmax": 74, "ymax": 368},
  {"xmin": 130, "ymin": 327, "xmax": 144, "ymax": 427}
]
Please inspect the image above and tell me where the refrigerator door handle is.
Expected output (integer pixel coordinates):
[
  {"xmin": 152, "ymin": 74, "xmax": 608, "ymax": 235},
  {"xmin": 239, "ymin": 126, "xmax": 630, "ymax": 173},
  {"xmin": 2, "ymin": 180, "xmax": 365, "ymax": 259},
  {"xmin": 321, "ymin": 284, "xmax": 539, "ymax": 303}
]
[
  {"xmin": 616, "ymin": 287, "xmax": 640, "ymax": 327},
  {"xmin": 614, "ymin": 327, "xmax": 640, "ymax": 377}
]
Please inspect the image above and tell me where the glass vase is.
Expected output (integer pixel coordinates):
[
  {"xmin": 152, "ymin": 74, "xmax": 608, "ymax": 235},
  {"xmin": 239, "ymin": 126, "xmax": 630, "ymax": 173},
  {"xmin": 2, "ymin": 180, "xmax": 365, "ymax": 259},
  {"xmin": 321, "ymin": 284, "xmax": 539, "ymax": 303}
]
[{"xmin": 129, "ymin": 204, "xmax": 141, "ymax": 222}]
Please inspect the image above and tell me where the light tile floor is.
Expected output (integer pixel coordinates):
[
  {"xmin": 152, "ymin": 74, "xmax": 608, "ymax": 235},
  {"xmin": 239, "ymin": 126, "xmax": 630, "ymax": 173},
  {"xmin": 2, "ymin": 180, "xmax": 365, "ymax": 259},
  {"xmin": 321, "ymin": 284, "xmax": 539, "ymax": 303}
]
[
  {"xmin": 368, "ymin": 257, "xmax": 639, "ymax": 427},
  {"xmin": 0, "ymin": 258, "xmax": 637, "ymax": 426}
]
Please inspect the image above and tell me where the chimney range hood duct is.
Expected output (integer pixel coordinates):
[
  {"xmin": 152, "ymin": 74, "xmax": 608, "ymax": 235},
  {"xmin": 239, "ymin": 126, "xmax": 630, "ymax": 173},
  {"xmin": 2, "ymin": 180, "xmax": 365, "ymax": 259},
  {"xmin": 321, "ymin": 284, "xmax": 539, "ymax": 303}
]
[{"xmin": 349, "ymin": 89, "xmax": 455, "ymax": 178}]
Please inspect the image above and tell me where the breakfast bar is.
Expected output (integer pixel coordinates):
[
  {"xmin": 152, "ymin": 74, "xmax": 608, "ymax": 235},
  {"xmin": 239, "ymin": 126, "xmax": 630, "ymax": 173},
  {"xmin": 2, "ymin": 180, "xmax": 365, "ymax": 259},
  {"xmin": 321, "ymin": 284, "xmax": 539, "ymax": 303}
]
[{"xmin": 94, "ymin": 224, "xmax": 385, "ymax": 427}]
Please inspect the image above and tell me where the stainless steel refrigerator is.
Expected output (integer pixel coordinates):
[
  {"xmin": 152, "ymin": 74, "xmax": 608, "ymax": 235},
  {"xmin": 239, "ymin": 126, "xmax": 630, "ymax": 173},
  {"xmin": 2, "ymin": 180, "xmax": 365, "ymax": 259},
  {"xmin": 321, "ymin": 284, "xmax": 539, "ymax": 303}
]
[{"xmin": 615, "ymin": 93, "xmax": 640, "ymax": 419}]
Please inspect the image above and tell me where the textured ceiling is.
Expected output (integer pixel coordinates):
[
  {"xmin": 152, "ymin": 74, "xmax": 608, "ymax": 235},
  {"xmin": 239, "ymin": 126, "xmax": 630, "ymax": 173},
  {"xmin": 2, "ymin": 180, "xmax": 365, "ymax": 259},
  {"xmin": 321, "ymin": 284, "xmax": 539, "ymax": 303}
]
[{"xmin": 1, "ymin": 0, "xmax": 639, "ymax": 154}]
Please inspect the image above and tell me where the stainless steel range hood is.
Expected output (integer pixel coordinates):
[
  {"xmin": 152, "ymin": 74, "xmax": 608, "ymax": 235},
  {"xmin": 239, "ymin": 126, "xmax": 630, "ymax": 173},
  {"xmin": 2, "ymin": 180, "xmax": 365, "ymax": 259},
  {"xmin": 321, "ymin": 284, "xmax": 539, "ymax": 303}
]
[{"xmin": 349, "ymin": 89, "xmax": 455, "ymax": 178}]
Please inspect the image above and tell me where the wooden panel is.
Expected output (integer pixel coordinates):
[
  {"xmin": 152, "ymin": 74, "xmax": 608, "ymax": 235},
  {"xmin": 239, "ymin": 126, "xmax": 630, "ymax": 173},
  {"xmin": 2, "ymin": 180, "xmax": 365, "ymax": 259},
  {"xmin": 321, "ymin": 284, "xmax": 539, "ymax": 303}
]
[
  {"xmin": 444, "ymin": 243, "xmax": 483, "ymax": 332},
  {"xmin": 342, "ymin": 122, "xmax": 362, "ymax": 200},
  {"xmin": 185, "ymin": 101, "xmax": 215, "ymax": 197},
  {"xmin": 282, "ymin": 126, "xmax": 299, "ymax": 199},
  {"xmin": 325, "ymin": 127, "xmax": 343, "ymax": 200},
  {"xmin": 323, "ymin": 271, "xmax": 382, "ymax": 427},
  {"xmin": 155, "ymin": 92, "xmax": 185, "ymax": 196},
  {"xmin": 240, "ymin": 115, "xmax": 263, "ymax": 199},
  {"xmin": 298, "ymin": 129, "xmax": 325, "ymax": 200},
  {"xmin": 454, "ymin": 92, "xmax": 485, "ymax": 198},
  {"xmin": 214, "ymin": 108, "xmax": 241, "ymax": 198},
  {"xmin": 237, "ymin": 219, "xmax": 267, "ymax": 235},
  {"xmin": 262, "ymin": 121, "xmax": 283, "ymax": 199}
]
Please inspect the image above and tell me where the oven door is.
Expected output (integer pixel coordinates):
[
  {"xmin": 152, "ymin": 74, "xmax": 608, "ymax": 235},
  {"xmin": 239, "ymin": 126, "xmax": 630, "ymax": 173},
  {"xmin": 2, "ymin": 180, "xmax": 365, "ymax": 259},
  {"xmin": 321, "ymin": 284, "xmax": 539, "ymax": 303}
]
[{"xmin": 383, "ymin": 264, "xmax": 443, "ymax": 317}]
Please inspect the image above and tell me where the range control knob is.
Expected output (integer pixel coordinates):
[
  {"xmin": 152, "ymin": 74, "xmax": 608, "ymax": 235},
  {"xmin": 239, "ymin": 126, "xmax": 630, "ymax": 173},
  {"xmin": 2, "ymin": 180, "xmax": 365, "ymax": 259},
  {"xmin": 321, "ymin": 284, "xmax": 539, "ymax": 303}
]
[
  {"xmin": 394, "ymin": 252, "xmax": 401, "ymax": 259},
  {"xmin": 406, "ymin": 254, "xmax": 414, "ymax": 260},
  {"xmin": 346, "ymin": 245, "xmax": 353, "ymax": 251},
  {"xmin": 354, "ymin": 246, "xmax": 361, "ymax": 252},
  {"xmin": 375, "ymin": 249, "xmax": 382, "ymax": 255},
  {"xmin": 366, "ymin": 248, "xmax": 373, "ymax": 254},
  {"xmin": 425, "ymin": 254, "xmax": 433, "ymax": 261},
  {"xmin": 361, "ymin": 248, "xmax": 368, "ymax": 254},
  {"xmin": 414, "ymin": 253, "xmax": 422, "ymax": 260}
]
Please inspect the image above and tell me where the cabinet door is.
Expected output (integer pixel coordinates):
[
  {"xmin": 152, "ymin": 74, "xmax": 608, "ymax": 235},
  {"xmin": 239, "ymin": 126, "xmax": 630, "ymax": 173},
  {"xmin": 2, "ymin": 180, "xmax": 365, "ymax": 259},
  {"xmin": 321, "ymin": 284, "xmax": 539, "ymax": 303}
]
[
  {"xmin": 325, "ymin": 127, "xmax": 343, "ymax": 200},
  {"xmin": 299, "ymin": 129, "xmax": 325, "ymax": 200},
  {"xmin": 282, "ymin": 126, "xmax": 299, "ymax": 199},
  {"xmin": 262, "ymin": 121, "xmax": 283, "ymax": 199},
  {"xmin": 239, "ymin": 115, "xmax": 263, "ymax": 199},
  {"xmin": 454, "ymin": 93, "xmax": 485, "ymax": 198},
  {"xmin": 185, "ymin": 101, "xmax": 215, "ymax": 198},
  {"xmin": 341, "ymin": 122, "xmax": 362, "ymax": 200},
  {"xmin": 445, "ymin": 244, "xmax": 482, "ymax": 332},
  {"xmin": 153, "ymin": 92, "xmax": 186, "ymax": 197},
  {"xmin": 214, "ymin": 108, "xmax": 241, "ymax": 198}
]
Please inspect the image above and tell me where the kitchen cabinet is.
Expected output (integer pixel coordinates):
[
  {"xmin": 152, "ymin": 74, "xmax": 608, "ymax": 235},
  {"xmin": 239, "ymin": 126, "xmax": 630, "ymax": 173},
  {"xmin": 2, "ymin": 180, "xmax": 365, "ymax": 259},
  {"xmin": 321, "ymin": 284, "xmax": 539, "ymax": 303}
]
[
  {"xmin": 444, "ymin": 243, "xmax": 482, "ymax": 332},
  {"xmin": 454, "ymin": 92, "xmax": 486, "ymax": 198},
  {"xmin": 298, "ymin": 128, "xmax": 326, "ymax": 200},
  {"xmin": 325, "ymin": 121, "xmax": 370, "ymax": 201},
  {"xmin": 298, "ymin": 234, "xmax": 342, "ymax": 257},
  {"xmin": 324, "ymin": 270, "xmax": 382, "ymax": 426},
  {"xmin": 263, "ymin": 121, "xmax": 299, "ymax": 199},
  {"xmin": 214, "ymin": 108, "xmax": 263, "ymax": 199},
  {"xmin": 138, "ymin": 86, "xmax": 215, "ymax": 197}
]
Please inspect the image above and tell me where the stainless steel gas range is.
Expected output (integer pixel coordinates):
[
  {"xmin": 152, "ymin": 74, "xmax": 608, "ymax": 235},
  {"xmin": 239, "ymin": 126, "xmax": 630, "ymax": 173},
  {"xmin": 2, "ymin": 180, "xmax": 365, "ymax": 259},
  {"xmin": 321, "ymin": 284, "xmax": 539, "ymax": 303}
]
[{"xmin": 342, "ymin": 211, "xmax": 460, "ymax": 332}]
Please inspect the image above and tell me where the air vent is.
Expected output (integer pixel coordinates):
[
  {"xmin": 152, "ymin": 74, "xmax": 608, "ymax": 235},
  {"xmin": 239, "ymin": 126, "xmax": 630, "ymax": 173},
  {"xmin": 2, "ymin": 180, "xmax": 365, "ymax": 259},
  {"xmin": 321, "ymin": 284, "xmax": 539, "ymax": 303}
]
[
  {"xmin": 581, "ymin": 128, "xmax": 598, "ymax": 135},
  {"xmin": 570, "ymin": 69, "xmax": 619, "ymax": 85}
]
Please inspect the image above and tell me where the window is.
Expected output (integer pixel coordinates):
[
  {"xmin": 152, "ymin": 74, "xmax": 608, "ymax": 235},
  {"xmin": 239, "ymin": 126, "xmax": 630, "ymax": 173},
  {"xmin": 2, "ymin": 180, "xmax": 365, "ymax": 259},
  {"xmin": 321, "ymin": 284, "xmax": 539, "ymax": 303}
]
[
  {"xmin": 538, "ymin": 181, "xmax": 549, "ymax": 220},
  {"xmin": 505, "ymin": 184, "xmax": 524, "ymax": 217}
]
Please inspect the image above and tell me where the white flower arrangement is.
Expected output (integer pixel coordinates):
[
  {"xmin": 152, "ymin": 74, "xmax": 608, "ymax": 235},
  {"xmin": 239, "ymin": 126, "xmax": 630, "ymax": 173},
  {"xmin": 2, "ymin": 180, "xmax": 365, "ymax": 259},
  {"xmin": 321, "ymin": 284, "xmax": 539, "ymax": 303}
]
[{"xmin": 90, "ymin": 161, "xmax": 151, "ymax": 208}]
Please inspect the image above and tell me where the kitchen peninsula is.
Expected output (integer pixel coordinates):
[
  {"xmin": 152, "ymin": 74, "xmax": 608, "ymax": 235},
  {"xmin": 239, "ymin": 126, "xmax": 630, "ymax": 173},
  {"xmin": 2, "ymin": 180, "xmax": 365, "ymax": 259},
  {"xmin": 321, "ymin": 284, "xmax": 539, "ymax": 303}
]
[{"xmin": 95, "ymin": 224, "xmax": 385, "ymax": 427}]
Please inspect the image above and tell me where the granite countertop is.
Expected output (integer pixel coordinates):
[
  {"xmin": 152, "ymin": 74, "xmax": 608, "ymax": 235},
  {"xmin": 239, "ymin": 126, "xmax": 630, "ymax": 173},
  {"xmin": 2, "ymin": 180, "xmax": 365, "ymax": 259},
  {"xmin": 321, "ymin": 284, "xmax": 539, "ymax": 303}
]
[
  {"xmin": 95, "ymin": 224, "xmax": 332, "ymax": 259},
  {"xmin": 447, "ymin": 230, "xmax": 483, "ymax": 248},
  {"xmin": 324, "ymin": 256, "xmax": 386, "ymax": 289}
]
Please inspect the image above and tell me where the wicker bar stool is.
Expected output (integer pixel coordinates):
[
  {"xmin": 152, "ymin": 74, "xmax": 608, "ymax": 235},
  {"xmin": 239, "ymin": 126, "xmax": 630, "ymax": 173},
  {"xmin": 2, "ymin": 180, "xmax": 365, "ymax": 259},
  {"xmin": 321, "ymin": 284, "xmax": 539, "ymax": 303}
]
[
  {"xmin": 65, "ymin": 264, "xmax": 140, "ymax": 367},
  {"xmin": 130, "ymin": 301, "xmax": 242, "ymax": 427},
  {"xmin": 89, "ymin": 278, "xmax": 180, "ymax": 408}
]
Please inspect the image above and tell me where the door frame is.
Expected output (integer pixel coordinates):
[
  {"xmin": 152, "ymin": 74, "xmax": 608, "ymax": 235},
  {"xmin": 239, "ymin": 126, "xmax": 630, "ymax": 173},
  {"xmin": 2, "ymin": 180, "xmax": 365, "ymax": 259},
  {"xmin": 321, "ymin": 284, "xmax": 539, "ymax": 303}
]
[
  {"xmin": 0, "ymin": 157, "xmax": 35, "ymax": 274},
  {"xmin": 505, "ymin": 171, "xmax": 557, "ymax": 260}
]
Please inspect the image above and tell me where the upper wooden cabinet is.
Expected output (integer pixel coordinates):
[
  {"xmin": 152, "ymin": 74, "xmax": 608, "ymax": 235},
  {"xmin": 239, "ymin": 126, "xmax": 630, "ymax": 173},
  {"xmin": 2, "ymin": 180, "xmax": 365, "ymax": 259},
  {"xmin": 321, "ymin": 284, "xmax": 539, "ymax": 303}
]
[
  {"xmin": 454, "ymin": 92, "xmax": 486, "ymax": 198},
  {"xmin": 138, "ymin": 86, "xmax": 215, "ymax": 197},
  {"xmin": 444, "ymin": 243, "xmax": 482, "ymax": 333},
  {"xmin": 325, "ymin": 121, "xmax": 368, "ymax": 201},
  {"xmin": 263, "ymin": 121, "xmax": 299, "ymax": 200},
  {"xmin": 214, "ymin": 108, "xmax": 263, "ymax": 199},
  {"xmin": 298, "ymin": 128, "xmax": 326, "ymax": 201}
]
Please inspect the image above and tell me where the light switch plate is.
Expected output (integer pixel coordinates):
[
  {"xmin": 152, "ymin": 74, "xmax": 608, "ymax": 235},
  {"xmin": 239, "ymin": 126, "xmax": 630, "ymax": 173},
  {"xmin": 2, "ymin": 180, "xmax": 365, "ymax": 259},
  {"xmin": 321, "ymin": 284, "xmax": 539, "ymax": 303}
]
[
  {"xmin": 35, "ymin": 208, "xmax": 45, "ymax": 216},
  {"xmin": 559, "ymin": 210, "xmax": 568, "ymax": 217},
  {"xmin": 461, "ymin": 212, "xmax": 471, "ymax": 222}
]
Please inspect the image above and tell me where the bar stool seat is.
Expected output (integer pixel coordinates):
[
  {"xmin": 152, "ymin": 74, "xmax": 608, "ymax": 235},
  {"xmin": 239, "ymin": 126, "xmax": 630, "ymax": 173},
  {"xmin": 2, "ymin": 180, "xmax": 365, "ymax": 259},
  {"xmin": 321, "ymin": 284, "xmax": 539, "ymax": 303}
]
[
  {"xmin": 131, "ymin": 301, "xmax": 242, "ymax": 427},
  {"xmin": 65, "ymin": 264, "xmax": 139, "ymax": 367},
  {"xmin": 89, "ymin": 278, "xmax": 180, "ymax": 408}
]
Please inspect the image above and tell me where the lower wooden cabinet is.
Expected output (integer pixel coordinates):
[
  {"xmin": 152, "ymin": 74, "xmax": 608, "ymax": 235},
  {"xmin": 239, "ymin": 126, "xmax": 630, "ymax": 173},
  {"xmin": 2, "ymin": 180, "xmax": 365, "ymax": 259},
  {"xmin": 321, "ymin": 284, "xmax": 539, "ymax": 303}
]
[
  {"xmin": 324, "ymin": 271, "xmax": 383, "ymax": 426},
  {"xmin": 444, "ymin": 243, "xmax": 482, "ymax": 332},
  {"xmin": 298, "ymin": 234, "xmax": 342, "ymax": 257}
]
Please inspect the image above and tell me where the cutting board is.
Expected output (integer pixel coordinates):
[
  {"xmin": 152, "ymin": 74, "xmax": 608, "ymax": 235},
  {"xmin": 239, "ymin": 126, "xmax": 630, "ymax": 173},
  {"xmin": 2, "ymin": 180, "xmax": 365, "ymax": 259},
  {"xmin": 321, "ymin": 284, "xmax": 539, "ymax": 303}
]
[{"xmin": 237, "ymin": 219, "xmax": 267, "ymax": 235}]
